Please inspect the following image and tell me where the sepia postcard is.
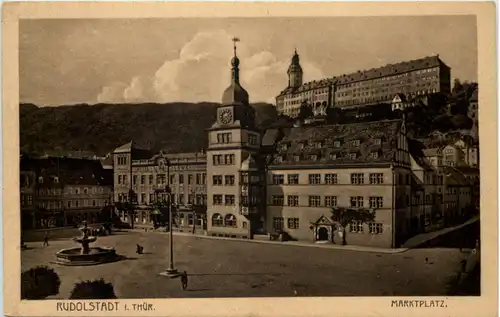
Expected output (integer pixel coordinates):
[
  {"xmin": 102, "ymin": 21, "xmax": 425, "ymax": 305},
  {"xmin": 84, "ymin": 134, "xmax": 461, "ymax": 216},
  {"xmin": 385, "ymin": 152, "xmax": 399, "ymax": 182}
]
[{"xmin": 2, "ymin": 2, "xmax": 498, "ymax": 317}]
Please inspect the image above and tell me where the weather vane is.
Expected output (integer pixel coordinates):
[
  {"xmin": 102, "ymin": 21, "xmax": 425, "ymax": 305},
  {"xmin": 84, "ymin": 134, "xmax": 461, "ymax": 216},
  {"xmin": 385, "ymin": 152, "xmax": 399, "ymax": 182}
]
[{"xmin": 232, "ymin": 37, "xmax": 240, "ymax": 56}]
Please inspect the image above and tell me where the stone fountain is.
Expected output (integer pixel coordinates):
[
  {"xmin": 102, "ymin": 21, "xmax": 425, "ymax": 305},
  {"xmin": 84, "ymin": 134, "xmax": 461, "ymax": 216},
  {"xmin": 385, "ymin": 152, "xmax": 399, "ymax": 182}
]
[{"xmin": 53, "ymin": 221, "xmax": 121, "ymax": 266}]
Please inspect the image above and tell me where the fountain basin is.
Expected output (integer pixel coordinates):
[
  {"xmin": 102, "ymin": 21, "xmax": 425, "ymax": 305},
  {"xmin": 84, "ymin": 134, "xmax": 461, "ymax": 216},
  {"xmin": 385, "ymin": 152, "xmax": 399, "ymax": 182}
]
[{"xmin": 53, "ymin": 247, "xmax": 121, "ymax": 266}]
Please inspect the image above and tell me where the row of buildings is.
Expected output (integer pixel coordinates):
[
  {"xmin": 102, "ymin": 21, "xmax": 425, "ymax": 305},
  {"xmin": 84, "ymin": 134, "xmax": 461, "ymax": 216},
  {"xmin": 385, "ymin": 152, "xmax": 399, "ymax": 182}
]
[
  {"xmin": 20, "ymin": 46, "xmax": 479, "ymax": 248},
  {"xmin": 20, "ymin": 157, "xmax": 113, "ymax": 230},
  {"xmin": 109, "ymin": 46, "xmax": 479, "ymax": 248},
  {"xmin": 276, "ymin": 51, "xmax": 452, "ymax": 118}
]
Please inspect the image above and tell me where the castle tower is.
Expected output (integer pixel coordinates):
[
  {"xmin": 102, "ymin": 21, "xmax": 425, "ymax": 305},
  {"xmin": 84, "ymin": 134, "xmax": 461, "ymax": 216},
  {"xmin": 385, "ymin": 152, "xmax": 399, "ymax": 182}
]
[
  {"xmin": 287, "ymin": 49, "xmax": 303, "ymax": 89},
  {"xmin": 205, "ymin": 37, "xmax": 264, "ymax": 238}
]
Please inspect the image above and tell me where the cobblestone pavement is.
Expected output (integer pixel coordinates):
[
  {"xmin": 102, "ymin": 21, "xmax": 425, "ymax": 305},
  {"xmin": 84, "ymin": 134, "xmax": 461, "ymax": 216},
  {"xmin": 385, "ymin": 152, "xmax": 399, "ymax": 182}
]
[{"xmin": 21, "ymin": 231, "xmax": 469, "ymax": 299}]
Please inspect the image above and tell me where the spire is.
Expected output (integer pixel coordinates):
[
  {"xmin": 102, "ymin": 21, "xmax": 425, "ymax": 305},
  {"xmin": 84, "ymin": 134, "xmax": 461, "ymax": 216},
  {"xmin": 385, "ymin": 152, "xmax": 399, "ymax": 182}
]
[
  {"xmin": 222, "ymin": 37, "xmax": 249, "ymax": 106},
  {"xmin": 231, "ymin": 37, "xmax": 241, "ymax": 83}
]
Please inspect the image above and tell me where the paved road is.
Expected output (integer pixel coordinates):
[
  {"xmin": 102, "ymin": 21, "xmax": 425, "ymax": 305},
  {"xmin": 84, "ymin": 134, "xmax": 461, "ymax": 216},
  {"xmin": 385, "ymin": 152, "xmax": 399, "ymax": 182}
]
[{"xmin": 21, "ymin": 231, "xmax": 470, "ymax": 299}]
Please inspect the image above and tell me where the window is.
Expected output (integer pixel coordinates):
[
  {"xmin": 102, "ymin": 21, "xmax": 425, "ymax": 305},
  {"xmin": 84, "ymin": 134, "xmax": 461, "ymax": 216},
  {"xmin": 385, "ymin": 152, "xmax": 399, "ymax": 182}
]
[
  {"xmin": 248, "ymin": 134, "xmax": 257, "ymax": 145},
  {"xmin": 329, "ymin": 153, "xmax": 337, "ymax": 160},
  {"xmin": 369, "ymin": 223, "xmax": 384, "ymax": 234},
  {"xmin": 217, "ymin": 133, "xmax": 232, "ymax": 144},
  {"xmin": 271, "ymin": 195, "xmax": 284, "ymax": 206},
  {"xmin": 202, "ymin": 173, "xmax": 206, "ymax": 185},
  {"xmin": 273, "ymin": 217, "xmax": 284, "ymax": 230},
  {"xmin": 213, "ymin": 175, "xmax": 223, "ymax": 185},
  {"xmin": 272, "ymin": 174, "xmax": 284, "ymax": 185},
  {"xmin": 308, "ymin": 174, "xmax": 321, "ymax": 185},
  {"xmin": 224, "ymin": 195, "xmax": 235, "ymax": 205},
  {"xmin": 351, "ymin": 173, "xmax": 364, "ymax": 184},
  {"xmin": 157, "ymin": 174, "xmax": 166, "ymax": 185},
  {"xmin": 225, "ymin": 175, "xmax": 235, "ymax": 186},
  {"xmin": 140, "ymin": 175, "xmax": 145, "ymax": 184},
  {"xmin": 27, "ymin": 195, "xmax": 33, "ymax": 205},
  {"xmin": 196, "ymin": 173, "xmax": 201, "ymax": 185},
  {"xmin": 67, "ymin": 200, "xmax": 72, "ymax": 208},
  {"xmin": 287, "ymin": 195, "xmax": 299, "ymax": 207},
  {"xmin": 149, "ymin": 175, "xmax": 153, "ymax": 184},
  {"xmin": 53, "ymin": 176, "xmax": 59, "ymax": 184},
  {"xmin": 179, "ymin": 174, "xmax": 184, "ymax": 184},
  {"xmin": 224, "ymin": 154, "xmax": 235, "ymax": 165},
  {"xmin": 369, "ymin": 173, "xmax": 384, "ymax": 184},
  {"xmin": 348, "ymin": 153, "xmax": 357, "ymax": 159},
  {"xmin": 133, "ymin": 176, "xmax": 137, "ymax": 185},
  {"xmin": 308, "ymin": 195, "xmax": 321, "ymax": 207},
  {"xmin": 369, "ymin": 197, "xmax": 384, "ymax": 208},
  {"xmin": 287, "ymin": 218, "xmax": 300, "ymax": 229},
  {"xmin": 288, "ymin": 174, "xmax": 299, "ymax": 184},
  {"xmin": 84, "ymin": 188, "xmax": 88, "ymax": 194},
  {"xmin": 225, "ymin": 214, "xmax": 237, "ymax": 227},
  {"xmin": 325, "ymin": 196, "xmax": 337, "ymax": 207},
  {"xmin": 170, "ymin": 174, "xmax": 175, "ymax": 184},
  {"xmin": 149, "ymin": 194, "xmax": 155, "ymax": 203},
  {"xmin": 350, "ymin": 196, "xmax": 364, "ymax": 208},
  {"xmin": 213, "ymin": 195, "xmax": 223, "ymax": 205},
  {"xmin": 350, "ymin": 221, "xmax": 363, "ymax": 233},
  {"xmin": 374, "ymin": 138, "xmax": 382, "ymax": 145},
  {"xmin": 212, "ymin": 213, "xmax": 223, "ymax": 227},
  {"xmin": 352, "ymin": 140, "xmax": 360, "ymax": 147},
  {"xmin": 370, "ymin": 152, "xmax": 379, "ymax": 159},
  {"xmin": 188, "ymin": 174, "xmax": 193, "ymax": 185},
  {"xmin": 325, "ymin": 173, "xmax": 338, "ymax": 184}
]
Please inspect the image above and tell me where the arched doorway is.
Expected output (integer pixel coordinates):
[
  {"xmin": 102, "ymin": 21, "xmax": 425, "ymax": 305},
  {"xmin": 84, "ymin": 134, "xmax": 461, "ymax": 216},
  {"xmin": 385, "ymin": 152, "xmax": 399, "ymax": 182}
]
[{"xmin": 318, "ymin": 227, "xmax": 328, "ymax": 241}]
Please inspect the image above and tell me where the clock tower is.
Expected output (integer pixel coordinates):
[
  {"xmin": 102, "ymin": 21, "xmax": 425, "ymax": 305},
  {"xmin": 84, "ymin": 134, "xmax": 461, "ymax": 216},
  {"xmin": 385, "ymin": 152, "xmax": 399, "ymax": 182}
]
[{"xmin": 206, "ymin": 37, "xmax": 264, "ymax": 239}]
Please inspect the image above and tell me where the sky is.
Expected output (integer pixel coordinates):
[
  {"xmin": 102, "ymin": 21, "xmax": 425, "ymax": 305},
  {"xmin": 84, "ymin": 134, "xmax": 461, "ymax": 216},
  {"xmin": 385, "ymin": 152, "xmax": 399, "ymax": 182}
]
[{"xmin": 20, "ymin": 16, "xmax": 477, "ymax": 106}]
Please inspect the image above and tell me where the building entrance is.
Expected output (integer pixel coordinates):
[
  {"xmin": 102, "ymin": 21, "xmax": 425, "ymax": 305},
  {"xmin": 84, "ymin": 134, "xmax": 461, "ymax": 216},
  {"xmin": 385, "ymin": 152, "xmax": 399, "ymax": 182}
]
[{"xmin": 318, "ymin": 227, "xmax": 329, "ymax": 241}]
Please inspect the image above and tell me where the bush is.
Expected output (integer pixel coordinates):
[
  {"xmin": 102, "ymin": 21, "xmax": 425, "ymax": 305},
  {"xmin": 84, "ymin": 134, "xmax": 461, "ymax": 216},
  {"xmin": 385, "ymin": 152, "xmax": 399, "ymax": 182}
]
[
  {"xmin": 69, "ymin": 279, "xmax": 117, "ymax": 299},
  {"xmin": 21, "ymin": 266, "xmax": 61, "ymax": 299}
]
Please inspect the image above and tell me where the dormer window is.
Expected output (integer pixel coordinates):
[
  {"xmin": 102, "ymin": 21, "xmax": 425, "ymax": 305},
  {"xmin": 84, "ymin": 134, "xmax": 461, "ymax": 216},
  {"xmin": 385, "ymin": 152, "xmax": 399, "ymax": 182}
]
[
  {"xmin": 314, "ymin": 142, "xmax": 322, "ymax": 149},
  {"xmin": 374, "ymin": 138, "xmax": 382, "ymax": 145},
  {"xmin": 38, "ymin": 176, "xmax": 44, "ymax": 184},
  {"xmin": 294, "ymin": 155, "xmax": 300, "ymax": 162},
  {"xmin": 308, "ymin": 155, "xmax": 318, "ymax": 161},
  {"xmin": 352, "ymin": 140, "xmax": 360, "ymax": 147},
  {"xmin": 333, "ymin": 140, "xmax": 341, "ymax": 148},
  {"xmin": 53, "ymin": 176, "xmax": 59, "ymax": 184},
  {"xmin": 274, "ymin": 156, "xmax": 283, "ymax": 164},
  {"xmin": 280, "ymin": 143, "xmax": 288, "ymax": 151},
  {"xmin": 348, "ymin": 153, "xmax": 357, "ymax": 159},
  {"xmin": 329, "ymin": 153, "xmax": 337, "ymax": 160},
  {"xmin": 370, "ymin": 152, "xmax": 379, "ymax": 159}
]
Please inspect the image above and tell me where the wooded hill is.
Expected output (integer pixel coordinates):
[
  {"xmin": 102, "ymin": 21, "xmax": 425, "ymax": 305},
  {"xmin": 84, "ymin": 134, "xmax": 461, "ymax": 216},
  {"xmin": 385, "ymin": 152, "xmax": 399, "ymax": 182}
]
[{"xmin": 20, "ymin": 102, "xmax": 280, "ymax": 156}]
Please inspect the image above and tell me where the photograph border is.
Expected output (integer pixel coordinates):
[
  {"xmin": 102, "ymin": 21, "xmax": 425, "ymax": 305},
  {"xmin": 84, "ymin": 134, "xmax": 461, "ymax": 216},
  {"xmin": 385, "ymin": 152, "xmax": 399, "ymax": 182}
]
[{"xmin": 3, "ymin": 2, "xmax": 497, "ymax": 316}]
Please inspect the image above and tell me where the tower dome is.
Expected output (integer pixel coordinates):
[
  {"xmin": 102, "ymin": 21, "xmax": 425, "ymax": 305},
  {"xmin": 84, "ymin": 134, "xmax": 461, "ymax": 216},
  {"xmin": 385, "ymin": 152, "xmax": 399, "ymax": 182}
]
[
  {"xmin": 287, "ymin": 49, "xmax": 303, "ymax": 89},
  {"xmin": 221, "ymin": 37, "xmax": 249, "ymax": 106}
]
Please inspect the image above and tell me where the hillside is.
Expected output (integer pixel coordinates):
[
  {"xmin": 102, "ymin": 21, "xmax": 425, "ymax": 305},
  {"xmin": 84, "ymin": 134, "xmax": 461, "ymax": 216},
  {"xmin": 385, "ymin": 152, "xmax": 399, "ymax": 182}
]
[{"xmin": 20, "ymin": 102, "xmax": 279, "ymax": 156}]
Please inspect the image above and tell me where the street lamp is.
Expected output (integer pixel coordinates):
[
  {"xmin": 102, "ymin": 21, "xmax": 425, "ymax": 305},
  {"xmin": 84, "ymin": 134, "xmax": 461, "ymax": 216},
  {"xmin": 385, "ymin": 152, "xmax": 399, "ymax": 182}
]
[{"xmin": 159, "ymin": 158, "xmax": 179, "ymax": 278}]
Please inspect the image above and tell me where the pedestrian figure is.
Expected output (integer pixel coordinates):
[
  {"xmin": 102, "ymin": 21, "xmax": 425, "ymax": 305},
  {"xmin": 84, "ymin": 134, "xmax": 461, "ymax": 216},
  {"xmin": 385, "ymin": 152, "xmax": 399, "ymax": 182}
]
[
  {"xmin": 136, "ymin": 244, "xmax": 144, "ymax": 254},
  {"xmin": 180, "ymin": 271, "xmax": 188, "ymax": 291},
  {"xmin": 43, "ymin": 232, "xmax": 49, "ymax": 247}
]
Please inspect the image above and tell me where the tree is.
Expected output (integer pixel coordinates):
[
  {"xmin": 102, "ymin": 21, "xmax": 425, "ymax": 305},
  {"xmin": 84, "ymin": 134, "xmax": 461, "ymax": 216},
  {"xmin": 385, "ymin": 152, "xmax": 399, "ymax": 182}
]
[
  {"xmin": 330, "ymin": 207, "xmax": 376, "ymax": 245},
  {"xmin": 451, "ymin": 114, "xmax": 473, "ymax": 130},
  {"xmin": 298, "ymin": 101, "xmax": 313, "ymax": 121},
  {"xmin": 70, "ymin": 279, "xmax": 116, "ymax": 299},
  {"xmin": 21, "ymin": 266, "xmax": 61, "ymax": 299},
  {"xmin": 326, "ymin": 106, "xmax": 343, "ymax": 124}
]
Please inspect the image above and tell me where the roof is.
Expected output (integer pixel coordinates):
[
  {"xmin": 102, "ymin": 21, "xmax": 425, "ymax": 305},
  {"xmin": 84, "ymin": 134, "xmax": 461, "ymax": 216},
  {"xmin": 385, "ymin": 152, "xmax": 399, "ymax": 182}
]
[
  {"xmin": 443, "ymin": 166, "xmax": 471, "ymax": 186},
  {"xmin": 20, "ymin": 157, "xmax": 113, "ymax": 187},
  {"xmin": 269, "ymin": 119, "xmax": 402, "ymax": 167},
  {"xmin": 113, "ymin": 141, "xmax": 155, "ymax": 160},
  {"xmin": 278, "ymin": 55, "xmax": 448, "ymax": 96}
]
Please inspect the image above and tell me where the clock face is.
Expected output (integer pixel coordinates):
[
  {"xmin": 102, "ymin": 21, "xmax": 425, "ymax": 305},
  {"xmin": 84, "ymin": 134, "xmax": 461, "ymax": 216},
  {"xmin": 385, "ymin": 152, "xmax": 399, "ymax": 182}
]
[{"xmin": 220, "ymin": 109, "xmax": 233, "ymax": 124}]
